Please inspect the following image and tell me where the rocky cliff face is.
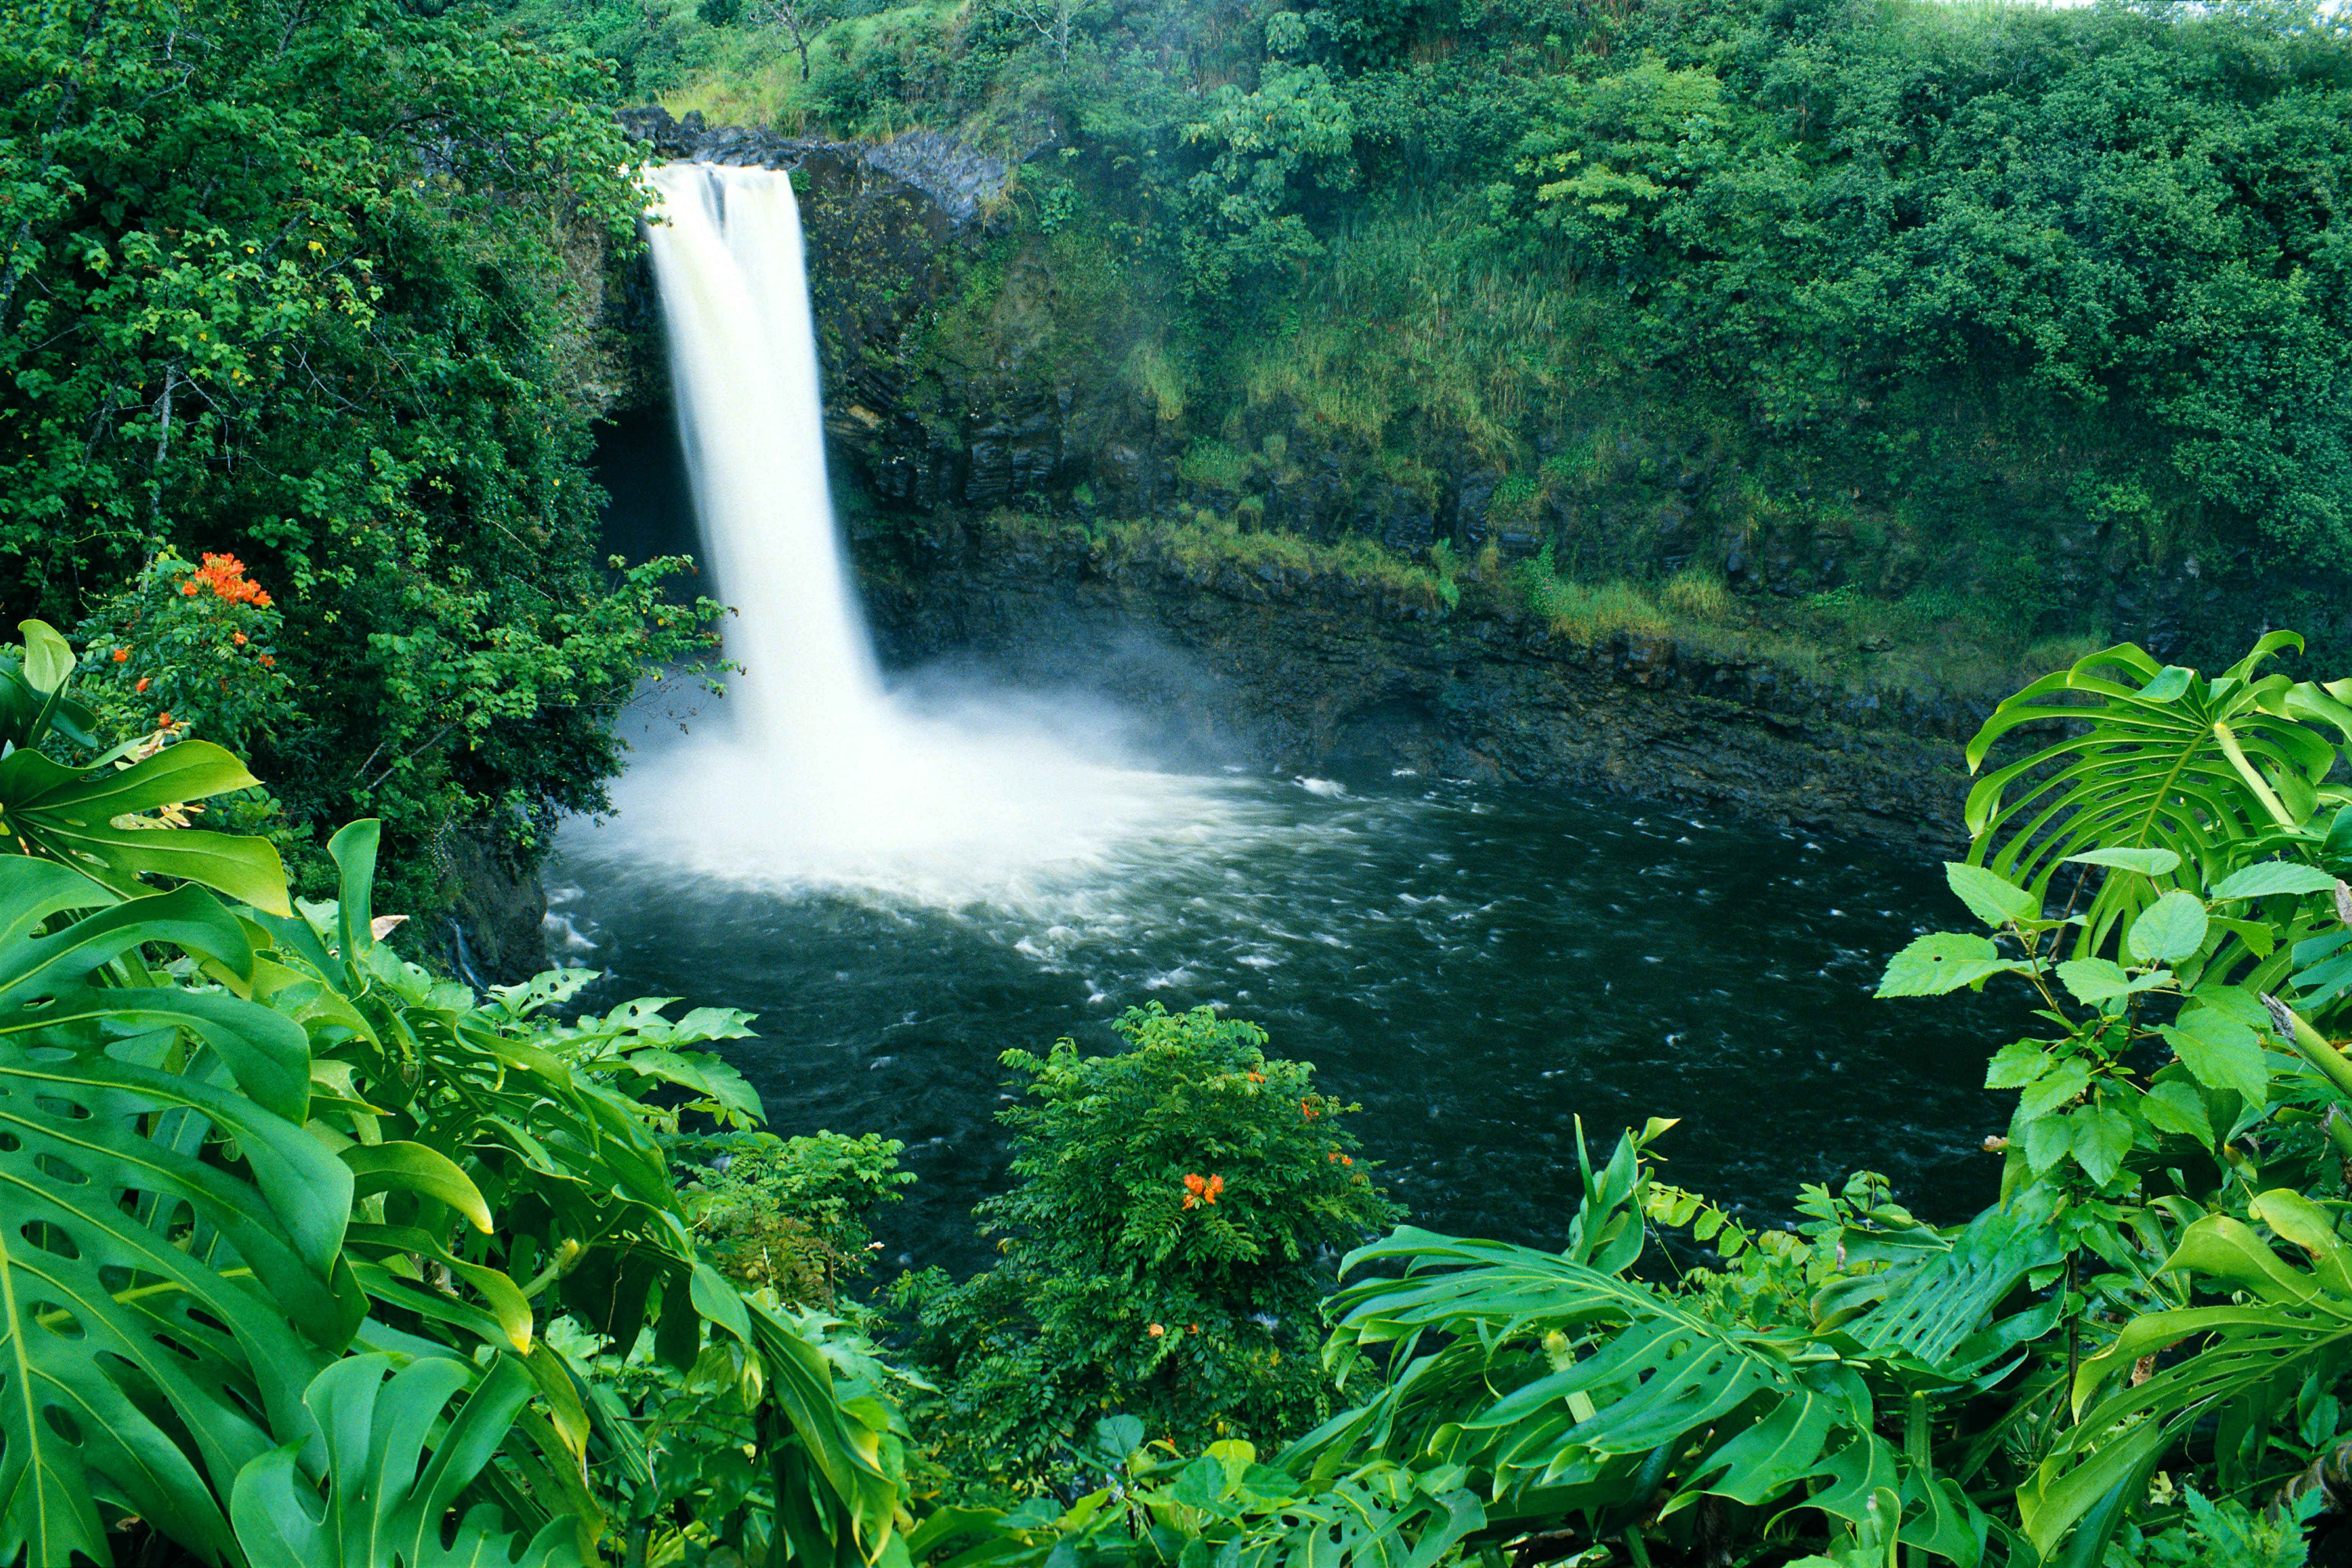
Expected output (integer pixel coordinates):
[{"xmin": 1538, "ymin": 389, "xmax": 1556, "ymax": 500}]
[
  {"xmin": 613, "ymin": 113, "xmax": 2036, "ymax": 847},
  {"xmin": 860, "ymin": 516, "xmax": 1982, "ymax": 850},
  {"xmin": 620, "ymin": 111, "xmax": 2312, "ymax": 673}
]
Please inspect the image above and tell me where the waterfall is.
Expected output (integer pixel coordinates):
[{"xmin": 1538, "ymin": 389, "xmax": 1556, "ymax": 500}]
[
  {"xmin": 587, "ymin": 162, "xmax": 1225, "ymax": 907},
  {"xmin": 643, "ymin": 163, "xmax": 883, "ymax": 764}
]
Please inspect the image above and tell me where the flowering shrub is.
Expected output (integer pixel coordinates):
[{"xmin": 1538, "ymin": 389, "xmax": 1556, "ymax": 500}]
[
  {"xmin": 894, "ymin": 1004, "xmax": 1401, "ymax": 1492},
  {"xmin": 72, "ymin": 553, "xmax": 293, "ymax": 755}
]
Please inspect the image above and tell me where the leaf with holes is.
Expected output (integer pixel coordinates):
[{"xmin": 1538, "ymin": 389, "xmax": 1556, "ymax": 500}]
[
  {"xmin": 0, "ymin": 874, "xmax": 353, "ymax": 1568},
  {"xmin": 1964, "ymin": 636, "xmax": 2352, "ymax": 963},
  {"xmin": 1877, "ymin": 933, "xmax": 2025, "ymax": 997},
  {"xmin": 0, "ymin": 1041, "xmax": 354, "ymax": 1568},
  {"xmin": 0, "ymin": 741, "xmax": 289, "ymax": 914},
  {"xmin": 231, "ymin": 1353, "xmax": 579, "ymax": 1568}
]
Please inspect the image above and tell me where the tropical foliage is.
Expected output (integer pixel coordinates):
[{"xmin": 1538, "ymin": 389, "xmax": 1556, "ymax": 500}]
[
  {"xmin": 35, "ymin": 503, "xmax": 2352, "ymax": 1566},
  {"xmin": 897, "ymin": 1004, "xmax": 1401, "ymax": 1489},
  {"xmin": 0, "ymin": 621, "xmax": 906, "ymax": 1568},
  {"xmin": 883, "ymin": 631, "xmax": 2352, "ymax": 1568},
  {"xmin": 0, "ymin": 0, "xmax": 722, "ymax": 912}
]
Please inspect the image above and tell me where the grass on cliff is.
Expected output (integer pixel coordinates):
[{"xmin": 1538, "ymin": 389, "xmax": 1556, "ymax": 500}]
[
  {"xmin": 1507, "ymin": 546, "xmax": 2107, "ymax": 700},
  {"xmin": 981, "ymin": 509, "xmax": 1458, "ymax": 608},
  {"xmin": 965, "ymin": 510, "xmax": 2096, "ymax": 703},
  {"xmin": 1235, "ymin": 194, "xmax": 1615, "ymax": 468},
  {"xmin": 667, "ymin": 0, "xmax": 964, "ymax": 134}
]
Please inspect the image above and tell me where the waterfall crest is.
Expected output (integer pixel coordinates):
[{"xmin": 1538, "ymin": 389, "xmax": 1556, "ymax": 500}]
[{"xmin": 589, "ymin": 163, "xmax": 1222, "ymax": 906}]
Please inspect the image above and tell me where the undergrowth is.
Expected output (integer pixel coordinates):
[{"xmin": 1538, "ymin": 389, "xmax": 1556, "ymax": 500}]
[
  {"xmin": 983, "ymin": 509, "xmax": 1456, "ymax": 606},
  {"xmin": 956, "ymin": 513, "xmax": 2103, "ymax": 706},
  {"xmin": 1507, "ymin": 545, "xmax": 2107, "ymax": 700}
]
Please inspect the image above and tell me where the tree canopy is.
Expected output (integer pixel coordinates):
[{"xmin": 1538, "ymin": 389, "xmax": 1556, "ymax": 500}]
[{"xmin": 0, "ymin": 0, "xmax": 712, "ymax": 902}]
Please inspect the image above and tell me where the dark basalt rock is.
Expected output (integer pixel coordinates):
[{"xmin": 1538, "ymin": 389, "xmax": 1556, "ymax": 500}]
[
  {"xmin": 439, "ymin": 833, "xmax": 550, "ymax": 987},
  {"xmin": 618, "ymin": 107, "xmax": 1012, "ymax": 225},
  {"xmin": 859, "ymin": 518, "xmax": 1992, "ymax": 851}
]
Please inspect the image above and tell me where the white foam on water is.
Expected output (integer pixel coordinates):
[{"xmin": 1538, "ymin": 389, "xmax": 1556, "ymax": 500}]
[{"xmin": 574, "ymin": 163, "xmax": 1240, "ymax": 909}]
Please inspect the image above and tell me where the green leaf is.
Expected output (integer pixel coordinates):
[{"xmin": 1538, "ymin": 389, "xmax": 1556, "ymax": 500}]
[
  {"xmin": 1876, "ymin": 932, "xmax": 2023, "ymax": 997},
  {"xmin": 2055, "ymin": 958, "xmax": 2170, "ymax": 1005},
  {"xmin": 2023, "ymin": 1207, "xmax": 2352, "ymax": 1551},
  {"xmin": 2064, "ymin": 848, "xmax": 2183, "ymax": 877},
  {"xmin": 2161, "ymin": 1008, "xmax": 2270, "ymax": 1107},
  {"xmin": 16, "ymin": 619, "xmax": 72, "ymax": 695},
  {"xmin": 1964, "ymin": 639, "xmax": 2332, "ymax": 965},
  {"xmin": 2211, "ymin": 861, "xmax": 2341, "ymax": 900},
  {"xmin": 2018, "ymin": 1058, "xmax": 2091, "ymax": 1118},
  {"xmin": 329, "ymin": 819, "xmax": 381, "ymax": 966},
  {"xmin": 2209, "ymin": 915, "xmax": 2276, "ymax": 958},
  {"xmin": 2139, "ymin": 1081, "xmax": 2214, "ymax": 1144},
  {"xmin": 613, "ymin": 1048, "xmax": 763, "ymax": 1129},
  {"xmin": 230, "ymin": 1354, "xmax": 579, "ymax": 1568},
  {"xmin": 1985, "ymin": 1040, "xmax": 2052, "ymax": 1090},
  {"xmin": 2067, "ymin": 1106, "xmax": 2133, "ymax": 1186},
  {"xmin": 1945, "ymin": 862, "xmax": 2038, "ymax": 927},
  {"xmin": 2023, "ymin": 1115, "xmax": 2072, "ymax": 1173},
  {"xmin": 2322, "ymin": 805, "xmax": 2352, "ymax": 874},
  {"xmin": 343, "ymin": 1142, "xmax": 495, "ymax": 1234},
  {"xmin": 0, "ymin": 742, "xmax": 290, "ymax": 913},
  {"xmin": 0, "ymin": 1039, "xmax": 353, "ymax": 1568},
  {"xmin": 2127, "ymin": 891, "xmax": 2210, "ymax": 964},
  {"xmin": 692, "ymin": 1260, "xmax": 753, "ymax": 1344}
]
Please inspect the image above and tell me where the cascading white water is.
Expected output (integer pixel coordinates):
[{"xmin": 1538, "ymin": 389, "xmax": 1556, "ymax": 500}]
[
  {"xmin": 587, "ymin": 162, "xmax": 1230, "ymax": 906},
  {"xmin": 642, "ymin": 163, "xmax": 884, "ymax": 762}
]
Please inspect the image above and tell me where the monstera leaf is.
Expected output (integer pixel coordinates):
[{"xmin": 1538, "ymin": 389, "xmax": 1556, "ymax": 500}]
[
  {"xmin": 2020, "ymin": 1189, "xmax": 2352, "ymax": 1556},
  {"xmin": 0, "ymin": 861, "xmax": 351, "ymax": 1568},
  {"xmin": 909, "ymin": 1427, "xmax": 1481, "ymax": 1568},
  {"xmin": 0, "ymin": 739, "xmax": 291, "ymax": 914},
  {"xmin": 0, "ymin": 618, "xmax": 287, "ymax": 911},
  {"xmin": 1284, "ymin": 1141, "xmax": 2059, "ymax": 1567},
  {"xmin": 1962, "ymin": 634, "xmax": 2352, "ymax": 957},
  {"xmin": 1297, "ymin": 1230, "xmax": 1982, "ymax": 1562},
  {"xmin": 231, "ymin": 1354, "xmax": 579, "ymax": 1568}
]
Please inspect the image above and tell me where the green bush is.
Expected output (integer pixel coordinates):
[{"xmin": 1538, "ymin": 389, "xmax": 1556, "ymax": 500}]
[
  {"xmin": 897, "ymin": 1004, "xmax": 1401, "ymax": 1490},
  {"xmin": 684, "ymin": 1129, "xmax": 915, "ymax": 1304},
  {"xmin": 0, "ymin": 0, "xmax": 723, "ymax": 915}
]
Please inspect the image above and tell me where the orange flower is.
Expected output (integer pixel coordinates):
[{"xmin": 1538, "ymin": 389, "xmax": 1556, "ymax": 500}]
[
  {"xmin": 1247, "ymin": 1071, "xmax": 1265, "ymax": 1083},
  {"xmin": 1204, "ymin": 1174, "xmax": 1223, "ymax": 1205},
  {"xmin": 1147, "ymin": 1323, "xmax": 1165, "ymax": 1338},
  {"xmin": 1188, "ymin": 1323, "xmax": 1200, "ymax": 1333},
  {"xmin": 134, "ymin": 677, "xmax": 150, "ymax": 693},
  {"xmin": 1300, "ymin": 1100, "xmax": 1319, "ymax": 1122},
  {"xmin": 1329, "ymin": 1152, "xmax": 1341, "ymax": 1162},
  {"xmin": 1342, "ymin": 1156, "xmax": 1353, "ymax": 1167},
  {"xmin": 190, "ymin": 553, "xmax": 273, "ymax": 608},
  {"xmin": 258, "ymin": 654, "xmax": 275, "ymax": 667},
  {"xmin": 154, "ymin": 712, "xmax": 172, "ymax": 728},
  {"xmin": 232, "ymin": 631, "xmax": 246, "ymax": 646},
  {"xmin": 111, "ymin": 647, "xmax": 129, "ymax": 662},
  {"xmin": 1183, "ymin": 1172, "xmax": 1205, "ymax": 1210}
]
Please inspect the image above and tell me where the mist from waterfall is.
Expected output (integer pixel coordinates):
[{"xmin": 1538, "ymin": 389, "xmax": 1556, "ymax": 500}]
[{"xmin": 583, "ymin": 162, "xmax": 1229, "ymax": 907}]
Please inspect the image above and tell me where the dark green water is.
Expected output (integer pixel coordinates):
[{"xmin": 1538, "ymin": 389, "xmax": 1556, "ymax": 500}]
[{"xmin": 550, "ymin": 766, "xmax": 2022, "ymax": 1278}]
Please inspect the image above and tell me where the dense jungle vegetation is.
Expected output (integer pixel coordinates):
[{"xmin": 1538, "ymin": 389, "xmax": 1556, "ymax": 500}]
[
  {"xmin": 24, "ymin": 1, "xmax": 2352, "ymax": 1567},
  {"xmin": 25, "ymin": 600, "xmax": 2352, "ymax": 1568},
  {"xmin": 13, "ymin": 0, "xmax": 2352, "ymax": 910},
  {"xmin": 592, "ymin": 0, "xmax": 2352, "ymax": 690},
  {"xmin": 0, "ymin": 0, "xmax": 722, "ymax": 915}
]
